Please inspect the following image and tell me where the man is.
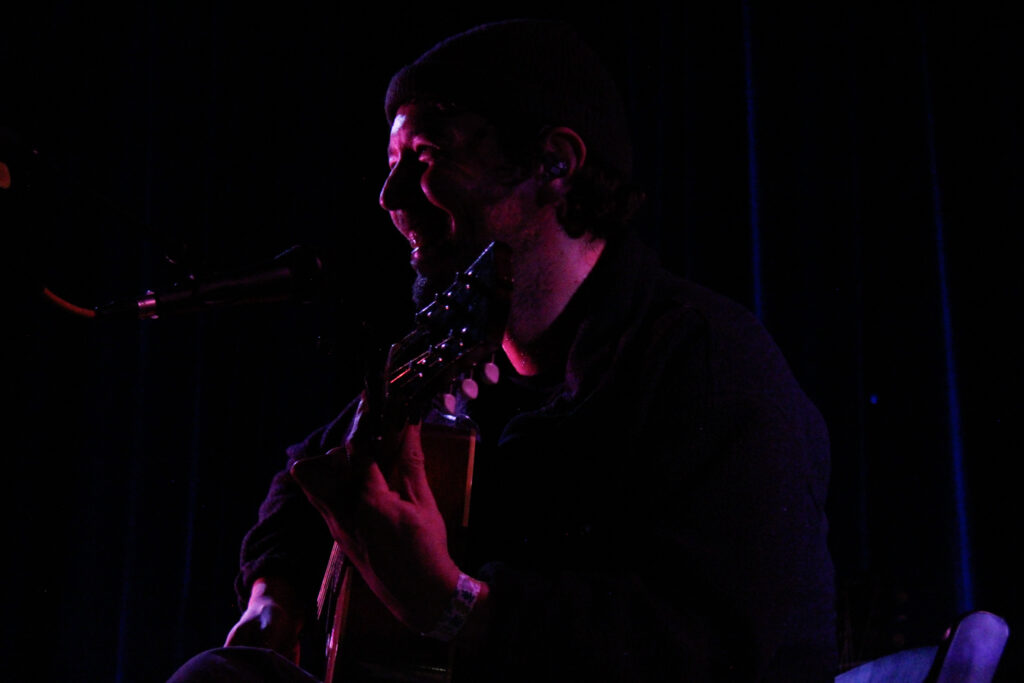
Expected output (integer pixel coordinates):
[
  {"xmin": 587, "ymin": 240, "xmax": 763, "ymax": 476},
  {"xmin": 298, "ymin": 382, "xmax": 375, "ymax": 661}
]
[{"xmin": 169, "ymin": 18, "xmax": 837, "ymax": 682}]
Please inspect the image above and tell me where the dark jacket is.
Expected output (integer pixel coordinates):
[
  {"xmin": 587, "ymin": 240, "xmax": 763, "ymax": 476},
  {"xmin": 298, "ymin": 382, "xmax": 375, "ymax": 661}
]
[{"xmin": 237, "ymin": 233, "xmax": 838, "ymax": 681}]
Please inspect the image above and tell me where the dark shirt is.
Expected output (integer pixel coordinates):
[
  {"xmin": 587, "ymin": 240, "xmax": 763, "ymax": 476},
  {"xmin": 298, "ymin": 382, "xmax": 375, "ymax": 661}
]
[{"xmin": 236, "ymin": 233, "xmax": 838, "ymax": 681}]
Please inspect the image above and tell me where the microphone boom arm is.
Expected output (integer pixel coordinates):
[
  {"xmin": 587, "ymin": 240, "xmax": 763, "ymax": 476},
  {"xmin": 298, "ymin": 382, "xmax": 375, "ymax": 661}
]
[{"xmin": 63, "ymin": 244, "xmax": 323, "ymax": 320}]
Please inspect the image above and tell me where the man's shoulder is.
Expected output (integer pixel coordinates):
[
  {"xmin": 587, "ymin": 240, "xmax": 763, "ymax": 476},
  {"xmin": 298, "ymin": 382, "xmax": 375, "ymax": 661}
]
[
  {"xmin": 611, "ymin": 233, "xmax": 761, "ymax": 334},
  {"xmin": 639, "ymin": 265, "xmax": 818, "ymax": 407},
  {"xmin": 642, "ymin": 268, "xmax": 768, "ymax": 355}
]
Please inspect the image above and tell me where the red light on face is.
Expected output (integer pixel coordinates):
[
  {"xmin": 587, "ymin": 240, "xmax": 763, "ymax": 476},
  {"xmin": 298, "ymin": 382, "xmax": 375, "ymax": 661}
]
[{"xmin": 0, "ymin": 161, "xmax": 11, "ymax": 190}]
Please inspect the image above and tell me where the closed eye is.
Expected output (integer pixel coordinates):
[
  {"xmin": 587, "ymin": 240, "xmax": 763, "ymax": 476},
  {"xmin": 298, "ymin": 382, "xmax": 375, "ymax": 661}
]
[
  {"xmin": 414, "ymin": 144, "xmax": 439, "ymax": 163},
  {"xmin": 387, "ymin": 146, "xmax": 433, "ymax": 172}
]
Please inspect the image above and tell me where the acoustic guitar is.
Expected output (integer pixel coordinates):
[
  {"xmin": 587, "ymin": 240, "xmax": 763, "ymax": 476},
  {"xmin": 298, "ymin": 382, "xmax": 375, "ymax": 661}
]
[{"xmin": 303, "ymin": 241, "xmax": 512, "ymax": 682}]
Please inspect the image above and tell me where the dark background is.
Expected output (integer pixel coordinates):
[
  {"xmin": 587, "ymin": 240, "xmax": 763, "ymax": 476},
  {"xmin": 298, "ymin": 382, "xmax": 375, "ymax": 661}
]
[{"xmin": 3, "ymin": 2, "xmax": 1020, "ymax": 681}]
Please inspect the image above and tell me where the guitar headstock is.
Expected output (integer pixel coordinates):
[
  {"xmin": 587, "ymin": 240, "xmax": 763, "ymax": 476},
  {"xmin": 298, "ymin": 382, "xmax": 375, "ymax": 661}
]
[{"xmin": 383, "ymin": 241, "xmax": 512, "ymax": 422}]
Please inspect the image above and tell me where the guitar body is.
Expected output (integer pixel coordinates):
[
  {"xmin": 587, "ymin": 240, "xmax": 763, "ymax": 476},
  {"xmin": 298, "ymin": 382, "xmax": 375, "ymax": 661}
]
[{"xmin": 324, "ymin": 420, "xmax": 478, "ymax": 683}]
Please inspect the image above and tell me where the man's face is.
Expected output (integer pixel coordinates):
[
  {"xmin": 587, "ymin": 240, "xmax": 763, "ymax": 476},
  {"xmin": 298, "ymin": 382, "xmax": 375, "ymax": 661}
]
[{"xmin": 380, "ymin": 102, "xmax": 539, "ymax": 306}]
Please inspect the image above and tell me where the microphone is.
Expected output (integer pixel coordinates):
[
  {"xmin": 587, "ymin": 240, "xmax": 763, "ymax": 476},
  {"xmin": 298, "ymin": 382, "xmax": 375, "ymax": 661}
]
[{"xmin": 94, "ymin": 244, "xmax": 324, "ymax": 320}]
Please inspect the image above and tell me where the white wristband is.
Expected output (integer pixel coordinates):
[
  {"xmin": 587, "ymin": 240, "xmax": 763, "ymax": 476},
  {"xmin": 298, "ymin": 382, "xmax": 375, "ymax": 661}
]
[{"xmin": 421, "ymin": 573, "xmax": 481, "ymax": 642}]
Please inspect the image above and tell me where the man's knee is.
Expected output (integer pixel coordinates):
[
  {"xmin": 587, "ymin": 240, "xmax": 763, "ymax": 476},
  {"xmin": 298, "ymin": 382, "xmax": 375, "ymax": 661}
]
[{"xmin": 166, "ymin": 646, "xmax": 319, "ymax": 683}]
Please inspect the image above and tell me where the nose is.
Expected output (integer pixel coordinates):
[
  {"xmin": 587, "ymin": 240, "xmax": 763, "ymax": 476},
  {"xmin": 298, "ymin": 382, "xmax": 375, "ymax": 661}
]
[{"xmin": 379, "ymin": 157, "xmax": 420, "ymax": 212}]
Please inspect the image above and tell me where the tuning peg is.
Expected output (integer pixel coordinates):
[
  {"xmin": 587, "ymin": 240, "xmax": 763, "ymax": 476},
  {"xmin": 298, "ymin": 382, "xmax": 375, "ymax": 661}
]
[
  {"xmin": 480, "ymin": 360, "xmax": 500, "ymax": 385},
  {"xmin": 440, "ymin": 375, "xmax": 482, "ymax": 416},
  {"xmin": 460, "ymin": 377, "xmax": 479, "ymax": 400}
]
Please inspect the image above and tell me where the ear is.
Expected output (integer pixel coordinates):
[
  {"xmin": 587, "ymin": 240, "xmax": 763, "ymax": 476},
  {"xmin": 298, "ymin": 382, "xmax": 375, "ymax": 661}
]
[{"xmin": 537, "ymin": 126, "xmax": 587, "ymax": 189}]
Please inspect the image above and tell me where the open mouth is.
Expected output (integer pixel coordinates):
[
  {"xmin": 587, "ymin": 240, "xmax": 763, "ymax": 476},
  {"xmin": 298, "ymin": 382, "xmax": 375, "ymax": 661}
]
[
  {"xmin": 409, "ymin": 239, "xmax": 454, "ymax": 277},
  {"xmin": 398, "ymin": 215, "xmax": 455, "ymax": 276}
]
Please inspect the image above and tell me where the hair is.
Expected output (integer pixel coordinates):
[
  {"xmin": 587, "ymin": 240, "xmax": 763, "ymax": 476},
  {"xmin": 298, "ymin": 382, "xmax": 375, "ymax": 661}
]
[{"xmin": 558, "ymin": 158, "xmax": 647, "ymax": 240}]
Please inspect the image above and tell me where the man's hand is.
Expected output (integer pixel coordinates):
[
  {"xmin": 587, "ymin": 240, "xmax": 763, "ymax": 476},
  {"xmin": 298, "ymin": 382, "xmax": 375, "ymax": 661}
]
[
  {"xmin": 224, "ymin": 577, "xmax": 303, "ymax": 664},
  {"xmin": 289, "ymin": 410, "xmax": 461, "ymax": 634}
]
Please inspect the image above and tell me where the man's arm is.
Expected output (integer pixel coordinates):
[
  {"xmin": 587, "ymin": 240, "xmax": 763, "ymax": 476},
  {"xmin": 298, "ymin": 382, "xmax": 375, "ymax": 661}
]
[
  {"xmin": 224, "ymin": 576, "xmax": 305, "ymax": 662},
  {"xmin": 228, "ymin": 401, "xmax": 361, "ymax": 658}
]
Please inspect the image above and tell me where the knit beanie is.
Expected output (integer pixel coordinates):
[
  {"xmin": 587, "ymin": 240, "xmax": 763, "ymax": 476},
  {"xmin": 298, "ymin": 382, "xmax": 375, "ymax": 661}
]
[{"xmin": 384, "ymin": 19, "xmax": 633, "ymax": 179}]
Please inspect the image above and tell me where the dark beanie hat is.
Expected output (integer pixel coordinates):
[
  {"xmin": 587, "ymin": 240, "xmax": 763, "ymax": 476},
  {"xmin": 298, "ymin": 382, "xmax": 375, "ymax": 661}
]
[{"xmin": 385, "ymin": 19, "xmax": 633, "ymax": 179}]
